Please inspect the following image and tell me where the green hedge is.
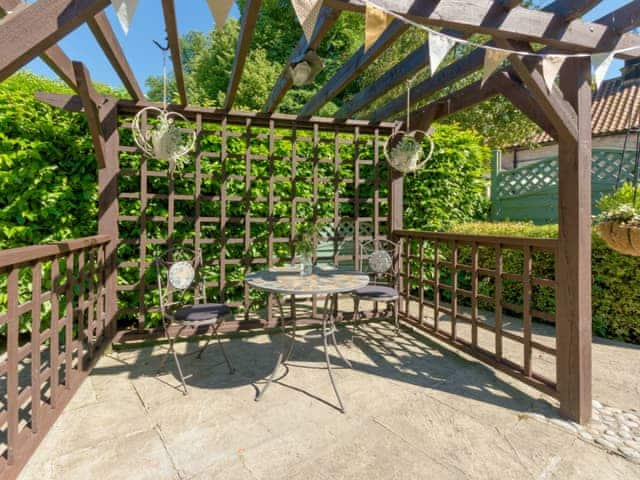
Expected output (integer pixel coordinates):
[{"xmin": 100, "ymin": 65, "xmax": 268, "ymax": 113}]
[{"xmin": 451, "ymin": 221, "xmax": 640, "ymax": 344}]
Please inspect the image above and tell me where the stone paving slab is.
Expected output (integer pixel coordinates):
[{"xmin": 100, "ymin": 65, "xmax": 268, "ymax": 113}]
[{"xmin": 19, "ymin": 320, "xmax": 640, "ymax": 480}]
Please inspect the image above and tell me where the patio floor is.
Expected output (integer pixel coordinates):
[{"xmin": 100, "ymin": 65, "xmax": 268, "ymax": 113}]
[{"xmin": 18, "ymin": 311, "xmax": 640, "ymax": 479}]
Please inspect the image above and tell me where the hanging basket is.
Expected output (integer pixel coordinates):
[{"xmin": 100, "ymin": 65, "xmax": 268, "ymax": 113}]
[
  {"xmin": 597, "ymin": 221, "xmax": 640, "ymax": 256},
  {"xmin": 132, "ymin": 107, "xmax": 196, "ymax": 168},
  {"xmin": 384, "ymin": 130, "xmax": 434, "ymax": 174}
]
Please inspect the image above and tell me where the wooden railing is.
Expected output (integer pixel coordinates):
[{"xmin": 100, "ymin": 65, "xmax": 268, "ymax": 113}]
[
  {"xmin": 0, "ymin": 235, "xmax": 112, "ymax": 479},
  {"xmin": 394, "ymin": 230, "xmax": 559, "ymax": 398}
]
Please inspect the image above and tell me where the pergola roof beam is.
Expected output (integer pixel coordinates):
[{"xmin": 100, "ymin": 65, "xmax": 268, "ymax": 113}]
[
  {"xmin": 335, "ymin": 28, "xmax": 470, "ymax": 120},
  {"xmin": 73, "ymin": 61, "xmax": 106, "ymax": 168},
  {"xmin": 87, "ymin": 11, "xmax": 143, "ymax": 100},
  {"xmin": 225, "ymin": 0, "xmax": 262, "ymax": 110},
  {"xmin": 543, "ymin": 0, "xmax": 602, "ymax": 21},
  {"xmin": 0, "ymin": 0, "xmax": 110, "ymax": 83},
  {"xmin": 596, "ymin": 0, "xmax": 640, "ymax": 34},
  {"xmin": 324, "ymin": 0, "xmax": 640, "ymax": 56},
  {"xmin": 299, "ymin": 19, "xmax": 408, "ymax": 117},
  {"xmin": 370, "ymin": 0, "xmax": 640, "ymax": 122},
  {"xmin": 263, "ymin": 6, "xmax": 341, "ymax": 113},
  {"xmin": 161, "ymin": 0, "xmax": 187, "ymax": 105},
  {"xmin": 338, "ymin": 0, "xmax": 603, "ymax": 120}
]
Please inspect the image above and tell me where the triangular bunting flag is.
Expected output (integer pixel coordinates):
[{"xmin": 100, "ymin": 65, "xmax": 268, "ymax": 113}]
[
  {"xmin": 592, "ymin": 52, "xmax": 615, "ymax": 90},
  {"xmin": 365, "ymin": 3, "xmax": 392, "ymax": 52},
  {"xmin": 291, "ymin": 0, "xmax": 322, "ymax": 43},
  {"xmin": 206, "ymin": 0, "xmax": 234, "ymax": 30},
  {"xmin": 111, "ymin": 0, "xmax": 139, "ymax": 34},
  {"xmin": 429, "ymin": 32, "xmax": 457, "ymax": 73},
  {"xmin": 541, "ymin": 55, "xmax": 565, "ymax": 92},
  {"xmin": 482, "ymin": 49, "xmax": 510, "ymax": 86}
]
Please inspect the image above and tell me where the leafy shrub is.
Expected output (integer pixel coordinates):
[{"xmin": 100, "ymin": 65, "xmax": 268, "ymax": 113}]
[
  {"xmin": 594, "ymin": 182, "xmax": 640, "ymax": 226},
  {"xmin": 451, "ymin": 221, "xmax": 640, "ymax": 344},
  {"xmin": 404, "ymin": 124, "xmax": 490, "ymax": 231}
]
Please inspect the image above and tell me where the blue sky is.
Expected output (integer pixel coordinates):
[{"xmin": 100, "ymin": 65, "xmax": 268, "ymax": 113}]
[{"xmin": 24, "ymin": 0, "xmax": 635, "ymax": 94}]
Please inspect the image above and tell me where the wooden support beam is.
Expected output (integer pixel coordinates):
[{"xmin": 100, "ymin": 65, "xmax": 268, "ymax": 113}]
[
  {"xmin": 556, "ymin": 57, "xmax": 592, "ymax": 424},
  {"xmin": 73, "ymin": 61, "xmax": 106, "ymax": 168},
  {"xmin": 408, "ymin": 78, "xmax": 500, "ymax": 130},
  {"xmin": 299, "ymin": 20, "xmax": 409, "ymax": 117},
  {"xmin": 336, "ymin": 29, "xmax": 470, "ymax": 120},
  {"xmin": 370, "ymin": 47, "xmax": 485, "ymax": 121},
  {"xmin": 0, "ymin": 0, "xmax": 110, "ymax": 82},
  {"xmin": 597, "ymin": 0, "xmax": 640, "ymax": 34},
  {"xmin": 324, "ymin": 0, "xmax": 640, "ymax": 55},
  {"xmin": 263, "ymin": 6, "xmax": 340, "ymax": 113},
  {"xmin": 225, "ymin": 0, "xmax": 261, "ymax": 110},
  {"xmin": 35, "ymin": 91, "xmax": 398, "ymax": 133},
  {"xmin": 87, "ymin": 11, "xmax": 143, "ymax": 100},
  {"xmin": 497, "ymin": 39, "xmax": 578, "ymax": 142},
  {"xmin": 0, "ymin": 0, "xmax": 78, "ymax": 89},
  {"xmin": 161, "ymin": 0, "xmax": 187, "ymax": 105},
  {"xmin": 500, "ymin": 0, "xmax": 522, "ymax": 9},
  {"xmin": 364, "ymin": 0, "xmax": 616, "ymax": 122},
  {"xmin": 543, "ymin": 0, "xmax": 602, "ymax": 21},
  {"xmin": 493, "ymin": 73, "xmax": 558, "ymax": 139},
  {"xmin": 97, "ymin": 96, "xmax": 120, "ymax": 339}
]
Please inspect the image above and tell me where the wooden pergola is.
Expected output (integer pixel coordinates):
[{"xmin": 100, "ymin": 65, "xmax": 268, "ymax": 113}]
[{"xmin": 2, "ymin": 0, "xmax": 640, "ymax": 477}]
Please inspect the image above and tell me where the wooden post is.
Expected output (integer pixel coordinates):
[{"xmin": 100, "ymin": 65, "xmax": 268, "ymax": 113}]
[
  {"xmin": 98, "ymin": 98, "xmax": 119, "ymax": 340},
  {"xmin": 491, "ymin": 150, "xmax": 501, "ymax": 220},
  {"xmin": 556, "ymin": 57, "xmax": 592, "ymax": 424}
]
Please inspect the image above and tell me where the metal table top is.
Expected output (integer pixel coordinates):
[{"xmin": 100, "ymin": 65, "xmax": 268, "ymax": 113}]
[{"xmin": 245, "ymin": 267, "xmax": 369, "ymax": 296}]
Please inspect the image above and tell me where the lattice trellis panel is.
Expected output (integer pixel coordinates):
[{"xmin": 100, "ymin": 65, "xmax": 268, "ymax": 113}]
[
  {"xmin": 115, "ymin": 116, "xmax": 391, "ymax": 330},
  {"xmin": 498, "ymin": 149, "xmax": 639, "ymax": 199}
]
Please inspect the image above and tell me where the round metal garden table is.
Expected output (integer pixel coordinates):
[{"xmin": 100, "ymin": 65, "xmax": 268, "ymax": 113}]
[{"xmin": 245, "ymin": 267, "xmax": 369, "ymax": 412}]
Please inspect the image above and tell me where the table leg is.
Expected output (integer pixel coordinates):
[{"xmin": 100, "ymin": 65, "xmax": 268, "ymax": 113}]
[
  {"xmin": 323, "ymin": 294, "xmax": 345, "ymax": 413},
  {"xmin": 256, "ymin": 294, "xmax": 297, "ymax": 402},
  {"xmin": 328, "ymin": 294, "xmax": 352, "ymax": 368}
]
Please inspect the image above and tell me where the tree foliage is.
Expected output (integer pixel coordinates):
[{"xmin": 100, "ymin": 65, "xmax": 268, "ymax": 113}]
[
  {"xmin": 144, "ymin": 0, "xmax": 537, "ymax": 149},
  {"xmin": 404, "ymin": 124, "xmax": 490, "ymax": 231}
]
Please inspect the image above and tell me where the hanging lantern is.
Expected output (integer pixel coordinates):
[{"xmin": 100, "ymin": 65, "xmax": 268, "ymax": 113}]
[
  {"xmin": 384, "ymin": 79, "xmax": 434, "ymax": 174},
  {"xmin": 288, "ymin": 50, "xmax": 324, "ymax": 87},
  {"xmin": 132, "ymin": 40, "xmax": 196, "ymax": 170}
]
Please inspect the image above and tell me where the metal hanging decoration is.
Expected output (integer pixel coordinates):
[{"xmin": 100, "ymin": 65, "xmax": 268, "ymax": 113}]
[
  {"xmin": 384, "ymin": 78, "xmax": 434, "ymax": 174},
  {"xmin": 132, "ymin": 39, "xmax": 196, "ymax": 170}
]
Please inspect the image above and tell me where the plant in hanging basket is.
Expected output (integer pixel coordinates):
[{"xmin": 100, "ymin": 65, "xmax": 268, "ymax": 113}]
[
  {"xmin": 594, "ymin": 184, "xmax": 640, "ymax": 256},
  {"xmin": 384, "ymin": 130, "xmax": 434, "ymax": 174}
]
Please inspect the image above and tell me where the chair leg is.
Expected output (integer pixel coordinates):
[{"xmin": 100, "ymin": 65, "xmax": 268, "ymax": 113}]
[
  {"xmin": 215, "ymin": 328, "xmax": 235, "ymax": 375},
  {"xmin": 196, "ymin": 335, "xmax": 212, "ymax": 360},
  {"xmin": 393, "ymin": 299, "xmax": 399, "ymax": 334},
  {"xmin": 169, "ymin": 339, "xmax": 188, "ymax": 395}
]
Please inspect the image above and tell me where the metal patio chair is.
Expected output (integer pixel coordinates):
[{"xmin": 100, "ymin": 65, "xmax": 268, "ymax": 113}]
[
  {"xmin": 352, "ymin": 239, "xmax": 401, "ymax": 335},
  {"xmin": 154, "ymin": 247, "xmax": 235, "ymax": 395}
]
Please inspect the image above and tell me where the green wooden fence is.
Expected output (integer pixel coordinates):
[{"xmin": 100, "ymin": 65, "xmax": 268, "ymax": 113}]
[{"xmin": 491, "ymin": 148, "xmax": 638, "ymax": 224}]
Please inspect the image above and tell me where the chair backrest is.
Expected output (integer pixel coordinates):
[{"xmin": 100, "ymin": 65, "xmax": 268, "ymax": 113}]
[
  {"xmin": 154, "ymin": 247, "xmax": 206, "ymax": 313},
  {"xmin": 358, "ymin": 239, "xmax": 400, "ymax": 287}
]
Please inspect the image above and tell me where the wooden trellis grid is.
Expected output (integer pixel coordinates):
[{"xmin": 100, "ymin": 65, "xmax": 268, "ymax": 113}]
[{"xmin": 115, "ymin": 115, "xmax": 393, "ymax": 330}]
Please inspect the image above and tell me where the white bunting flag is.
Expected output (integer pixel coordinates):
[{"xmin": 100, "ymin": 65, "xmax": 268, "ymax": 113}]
[
  {"xmin": 482, "ymin": 49, "xmax": 510, "ymax": 86},
  {"xmin": 429, "ymin": 32, "xmax": 457, "ymax": 73},
  {"xmin": 541, "ymin": 55, "xmax": 565, "ymax": 92},
  {"xmin": 291, "ymin": 0, "xmax": 322, "ymax": 43},
  {"xmin": 592, "ymin": 52, "xmax": 615, "ymax": 90},
  {"xmin": 111, "ymin": 0, "xmax": 139, "ymax": 34},
  {"xmin": 365, "ymin": 3, "xmax": 392, "ymax": 52},
  {"xmin": 206, "ymin": 0, "xmax": 234, "ymax": 30}
]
